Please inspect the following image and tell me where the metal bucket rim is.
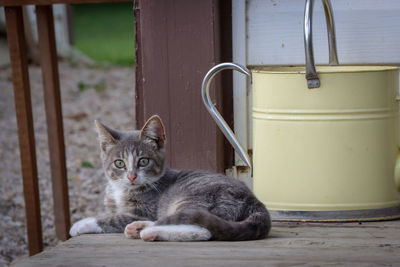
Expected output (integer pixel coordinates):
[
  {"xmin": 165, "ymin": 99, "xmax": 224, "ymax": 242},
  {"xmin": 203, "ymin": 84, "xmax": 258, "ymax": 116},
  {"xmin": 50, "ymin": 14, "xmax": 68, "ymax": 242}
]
[{"xmin": 249, "ymin": 65, "xmax": 399, "ymax": 74}]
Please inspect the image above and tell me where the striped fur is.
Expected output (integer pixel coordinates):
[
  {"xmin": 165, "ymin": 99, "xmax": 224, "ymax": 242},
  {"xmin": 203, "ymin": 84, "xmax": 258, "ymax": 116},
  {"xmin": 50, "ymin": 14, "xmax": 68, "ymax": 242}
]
[{"xmin": 70, "ymin": 116, "xmax": 271, "ymax": 241}]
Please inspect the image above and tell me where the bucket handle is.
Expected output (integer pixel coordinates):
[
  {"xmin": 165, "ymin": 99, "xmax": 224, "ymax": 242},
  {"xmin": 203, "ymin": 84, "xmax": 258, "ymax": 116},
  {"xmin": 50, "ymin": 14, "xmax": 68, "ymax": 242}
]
[
  {"xmin": 201, "ymin": 62, "xmax": 252, "ymax": 168},
  {"xmin": 304, "ymin": 0, "xmax": 339, "ymax": 88}
]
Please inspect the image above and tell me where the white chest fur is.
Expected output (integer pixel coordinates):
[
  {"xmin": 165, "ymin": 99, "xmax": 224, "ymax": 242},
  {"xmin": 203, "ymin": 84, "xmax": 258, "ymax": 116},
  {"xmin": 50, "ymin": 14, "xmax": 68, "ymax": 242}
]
[{"xmin": 109, "ymin": 182, "xmax": 125, "ymax": 208}]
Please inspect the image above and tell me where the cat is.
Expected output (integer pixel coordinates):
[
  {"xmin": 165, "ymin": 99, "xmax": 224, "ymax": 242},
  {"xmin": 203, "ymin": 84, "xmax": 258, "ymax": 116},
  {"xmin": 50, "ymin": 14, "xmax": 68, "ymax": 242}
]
[{"xmin": 69, "ymin": 115, "xmax": 271, "ymax": 241}]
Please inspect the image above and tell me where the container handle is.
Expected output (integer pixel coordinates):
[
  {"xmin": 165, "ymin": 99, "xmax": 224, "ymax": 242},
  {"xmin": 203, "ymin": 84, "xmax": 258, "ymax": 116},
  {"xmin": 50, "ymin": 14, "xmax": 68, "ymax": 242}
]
[
  {"xmin": 201, "ymin": 62, "xmax": 252, "ymax": 168},
  {"xmin": 304, "ymin": 0, "xmax": 339, "ymax": 88}
]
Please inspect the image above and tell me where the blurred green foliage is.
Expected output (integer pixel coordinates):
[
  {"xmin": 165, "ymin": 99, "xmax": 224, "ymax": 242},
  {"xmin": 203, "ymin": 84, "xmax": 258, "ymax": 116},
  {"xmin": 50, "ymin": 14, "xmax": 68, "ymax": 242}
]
[
  {"xmin": 77, "ymin": 80, "xmax": 107, "ymax": 93},
  {"xmin": 81, "ymin": 160, "xmax": 95, "ymax": 168},
  {"xmin": 77, "ymin": 81, "xmax": 90, "ymax": 92},
  {"xmin": 72, "ymin": 3, "xmax": 135, "ymax": 66}
]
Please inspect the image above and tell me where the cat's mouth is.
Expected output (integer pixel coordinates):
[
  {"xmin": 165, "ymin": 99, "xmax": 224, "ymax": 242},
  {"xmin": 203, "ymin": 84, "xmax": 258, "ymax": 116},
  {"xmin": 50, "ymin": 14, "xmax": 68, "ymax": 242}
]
[
  {"xmin": 129, "ymin": 180, "xmax": 140, "ymax": 186},
  {"xmin": 128, "ymin": 178, "xmax": 144, "ymax": 187}
]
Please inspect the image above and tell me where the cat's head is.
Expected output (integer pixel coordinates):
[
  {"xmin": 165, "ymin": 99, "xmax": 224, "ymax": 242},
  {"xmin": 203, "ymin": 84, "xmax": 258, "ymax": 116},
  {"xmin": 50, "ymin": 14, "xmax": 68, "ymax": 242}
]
[{"xmin": 94, "ymin": 115, "xmax": 166, "ymax": 189}]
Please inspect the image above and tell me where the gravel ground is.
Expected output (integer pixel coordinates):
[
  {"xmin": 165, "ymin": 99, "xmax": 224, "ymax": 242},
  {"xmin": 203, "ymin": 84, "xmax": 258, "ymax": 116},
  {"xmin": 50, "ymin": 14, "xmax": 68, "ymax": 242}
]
[{"xmin": 0, "ymin": 61, "xmax": 135, "ymax": 266}]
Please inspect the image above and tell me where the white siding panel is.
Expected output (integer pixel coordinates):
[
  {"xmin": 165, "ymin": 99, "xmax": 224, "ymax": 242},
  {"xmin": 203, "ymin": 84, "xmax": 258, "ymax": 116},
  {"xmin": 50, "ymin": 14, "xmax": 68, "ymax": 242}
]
[
  {"xmin": 247, "ymin": 0, "xmax": 400, "ymax": 65},
  {"xmin": 232, "ymin": 0, "xmax": 250, "ymax": 165}
]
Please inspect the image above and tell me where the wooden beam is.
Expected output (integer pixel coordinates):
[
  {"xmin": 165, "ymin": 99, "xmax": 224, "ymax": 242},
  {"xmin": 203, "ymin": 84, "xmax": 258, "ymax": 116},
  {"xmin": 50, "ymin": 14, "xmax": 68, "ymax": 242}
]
[
  {"xmin": 0, "ymin": 0, "xmax": 132, "ymax": 7},
  {"xmin": 4, "ymin": 6, "xmax": 43, "ymax": 255},
  {"xmin": 36, "ymin": 5, "xmax": 71, "ymax": 241},
  {"xmin": 135, "ymin": 0, "xmax": 233, "ymax": 172},
  {"xmin": 133, "ymin": 0, "xmax": 144, "ymax": 129},
  {"xmin": 219, "ymin": 0, "xmax": 234, "ymax": 170},
  {"xmin": 11, "ymin": 222, "xmax": 400, "ymax": 266}
]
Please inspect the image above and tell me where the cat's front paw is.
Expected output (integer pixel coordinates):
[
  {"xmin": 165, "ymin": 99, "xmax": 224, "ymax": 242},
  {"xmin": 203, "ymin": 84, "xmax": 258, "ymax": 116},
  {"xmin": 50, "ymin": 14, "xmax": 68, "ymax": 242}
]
[
  {"xmin": 124, "ymin": 221, "xmax": 155, "ymax": 239},
  {"xmin": 70, "ymin": 217, "xmax": 102, "ymax": 236}
]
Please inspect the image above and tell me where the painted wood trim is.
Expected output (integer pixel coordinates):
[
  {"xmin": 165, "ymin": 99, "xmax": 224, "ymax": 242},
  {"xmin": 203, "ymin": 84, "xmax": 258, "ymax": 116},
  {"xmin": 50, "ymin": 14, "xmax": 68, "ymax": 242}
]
[
  {"xmin": 4, "ymin": 6, "xmax": 43, "ymax": 255},
  {"xmin": 135, "ymin": 0, "xmax": 232, "ymax": 172},
  {"xmin": 134, "ymin": 0, "xmax": 172, "ymax": 165},
  {"xmin": 218, "ymin": 0, "xmax": 234, "ymax": 170},
  {"xmin": 232, "ymin": 0, "xmax": 249, "ymax": 166},
  {"xmin": 0, "ymin": 0, "xmax": 131, "ymax": 7},
  {"xmin": 36, "ymin": 5, "xmax": 71, "ymax": 241}
]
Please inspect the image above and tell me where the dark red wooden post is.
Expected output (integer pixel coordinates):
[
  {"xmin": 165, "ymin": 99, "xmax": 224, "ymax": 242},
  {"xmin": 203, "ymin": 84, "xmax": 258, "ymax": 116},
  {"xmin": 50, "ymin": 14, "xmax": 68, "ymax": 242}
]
[
  {"xmin": 36, "ymin": 5, "xmax": 71, "ymax": 241},
  {"xmin": 5, "ymin": 6, "xmax": 43, "ymax": 255},
  {"xmin": 135, "ymin": 0, "xmax": 233, "ymax": 172}
]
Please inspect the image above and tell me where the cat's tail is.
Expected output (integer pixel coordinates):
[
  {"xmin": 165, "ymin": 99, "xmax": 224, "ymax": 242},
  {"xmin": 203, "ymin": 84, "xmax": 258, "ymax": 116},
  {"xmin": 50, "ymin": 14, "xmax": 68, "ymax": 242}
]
[{"xmin": 156, "ymin": 204, "xmax": 271, "ymax": 241}]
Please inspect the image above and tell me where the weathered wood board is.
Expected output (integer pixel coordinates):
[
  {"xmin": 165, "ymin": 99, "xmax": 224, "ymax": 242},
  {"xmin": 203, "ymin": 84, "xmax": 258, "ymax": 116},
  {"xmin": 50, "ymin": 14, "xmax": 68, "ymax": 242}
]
[
  {"xmin": 5, "ymin": 6, "xmax": 43, "ymax": 256},
  {"xmin": 0, "ymin": 0, "xmax": 132, "ymax": 6},
  {"xmin": 134, "ymin": 0, "xmax": 233, "ymax": 172},
  {"xmin": 12, "ymin": 221, "xmax": 400, "ymax": 266}
]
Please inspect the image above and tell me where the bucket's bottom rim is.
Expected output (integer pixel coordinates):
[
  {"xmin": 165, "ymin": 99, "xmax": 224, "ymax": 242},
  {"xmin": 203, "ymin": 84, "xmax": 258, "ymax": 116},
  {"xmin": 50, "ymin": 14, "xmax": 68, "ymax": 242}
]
[{"xmin": 269, "ymin": 205, "xmax": 400, "ymax": 223}]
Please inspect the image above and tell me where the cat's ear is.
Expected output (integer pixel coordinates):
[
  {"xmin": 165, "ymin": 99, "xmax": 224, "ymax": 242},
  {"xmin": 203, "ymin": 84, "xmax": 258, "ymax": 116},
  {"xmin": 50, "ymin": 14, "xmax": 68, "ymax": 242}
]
[
  {"xmin": 94, "ymin": 120, "xmax": 120, "ymax": 152},
  {"xmin": 140, "ymin": 115, "xmax": 166, "ymax": 149}
]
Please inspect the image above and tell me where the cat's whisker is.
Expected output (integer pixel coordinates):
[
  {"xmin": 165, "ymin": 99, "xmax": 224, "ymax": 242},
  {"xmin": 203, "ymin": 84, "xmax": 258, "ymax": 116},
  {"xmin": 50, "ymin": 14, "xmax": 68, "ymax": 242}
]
[
  {"xmin": 149, "ymin": 180, "xmax": 161, "ymax": 193},
  {"xmin": 145, "ymin": 179, "xmax": 161, "ymax": 194},
  {"xmin": 73, "ymin": 116, "xmax": 271, "ymax": 241}
]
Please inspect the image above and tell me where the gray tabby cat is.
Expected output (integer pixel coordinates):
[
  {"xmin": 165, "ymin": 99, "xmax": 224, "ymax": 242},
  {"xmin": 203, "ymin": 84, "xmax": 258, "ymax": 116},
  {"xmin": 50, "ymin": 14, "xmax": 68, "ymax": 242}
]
[{"xmin": 70, "ymin": 115, "xmax": 271, "ymax": 241}]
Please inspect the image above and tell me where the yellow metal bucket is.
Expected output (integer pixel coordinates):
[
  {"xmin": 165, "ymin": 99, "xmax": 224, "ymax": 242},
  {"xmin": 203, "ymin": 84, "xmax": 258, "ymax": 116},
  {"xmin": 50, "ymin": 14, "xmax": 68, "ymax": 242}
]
[
  {"xmin": 251, "ymin": 65, "xmax": 400, "ymax": 221},
  {"xmin": 202, "ymin": 0, "xmax": 400, "ymax": 221}
]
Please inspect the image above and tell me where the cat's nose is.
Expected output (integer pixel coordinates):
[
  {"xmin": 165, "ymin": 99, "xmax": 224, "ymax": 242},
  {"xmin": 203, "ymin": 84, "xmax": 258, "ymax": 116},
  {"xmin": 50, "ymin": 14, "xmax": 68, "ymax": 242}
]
[{"xmin": 127, "ymin": 175, "xmax": 137, "ymax": 182}]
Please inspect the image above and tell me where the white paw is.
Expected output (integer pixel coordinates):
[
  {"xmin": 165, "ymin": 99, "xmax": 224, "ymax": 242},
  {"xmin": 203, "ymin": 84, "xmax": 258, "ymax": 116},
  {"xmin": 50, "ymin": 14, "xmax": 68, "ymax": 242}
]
[
  {"xmin": 124, "ymin": 221, "xmax": 155, "ymax": 239},
  {"xmin": 69, "ymin": 217, "xmax": 102, "ymax": 236},
  {"xmin": 140, "ymin": 225, "xmax": 212, "ymax": 242}
]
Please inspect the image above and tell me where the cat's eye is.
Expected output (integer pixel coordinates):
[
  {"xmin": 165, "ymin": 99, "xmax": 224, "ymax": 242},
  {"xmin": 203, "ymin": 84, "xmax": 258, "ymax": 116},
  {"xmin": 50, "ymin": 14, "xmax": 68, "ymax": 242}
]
[
  {"xmin": 138, "ymin": 158, "xmax": 149, "ymax": 167},
  {"xmin": 114, "ymin": 159, "xmax": 125, "ymax": 169}
]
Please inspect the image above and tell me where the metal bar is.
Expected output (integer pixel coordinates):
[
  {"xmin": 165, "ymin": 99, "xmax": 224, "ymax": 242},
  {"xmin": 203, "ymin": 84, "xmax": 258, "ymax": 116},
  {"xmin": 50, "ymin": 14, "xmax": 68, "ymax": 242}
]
[
  {"xmin": 304, "ymin": 0, "xmax": 318, "ymax": 88},
  {"xmin": 201, "ymin": 62, "xmax": 252, "ymax": 169},
  {"xmin": 304, "ymin": 0, "xmax": 339, "ymax": 88},
  {"xmin": 4, "ymin": 6, "xmax": 43, "ymax": 255},
  {"xmin": 322, "ymin": 0, "xmax": 338, "ymax": 65},
  {"xmin": 36, "ymin": 5, "xmax": 70, "ymax": 241}
]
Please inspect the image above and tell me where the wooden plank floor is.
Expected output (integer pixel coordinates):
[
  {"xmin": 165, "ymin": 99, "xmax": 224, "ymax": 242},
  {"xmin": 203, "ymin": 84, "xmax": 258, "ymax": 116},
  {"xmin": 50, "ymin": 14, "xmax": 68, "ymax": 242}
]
[{"xmin": 13, "ymin": 221, "xmax": 400, "ymax": 266}]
